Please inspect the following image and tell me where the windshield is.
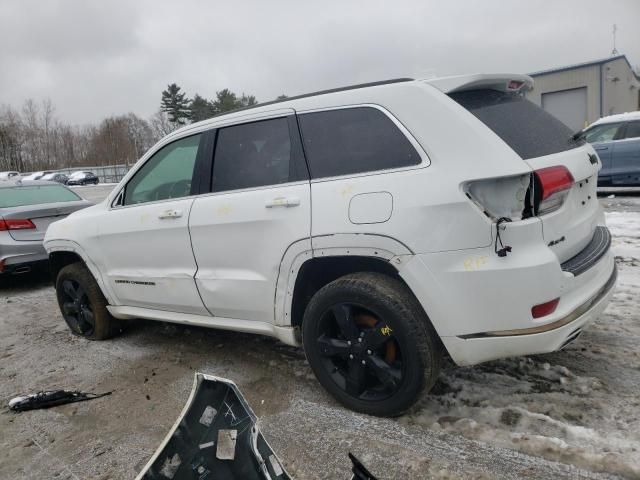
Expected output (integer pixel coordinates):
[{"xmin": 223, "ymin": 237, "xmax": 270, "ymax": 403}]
[
  {"xmin": 449, "ymin": 89, "xmax": 582, "ymax": 160},
  {"xmin": 0, "ymin": 185, "xmax": 81, "ymax": 208}
]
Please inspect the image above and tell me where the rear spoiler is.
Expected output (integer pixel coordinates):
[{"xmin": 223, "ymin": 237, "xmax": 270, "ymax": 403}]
[{"xmin": 424, "ymin": 74, "xmax": 534, "ymax": 94}]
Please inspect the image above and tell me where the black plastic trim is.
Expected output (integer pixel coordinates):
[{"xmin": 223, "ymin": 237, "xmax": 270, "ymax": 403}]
[
  {"xmin": 287, "ymin": 114, "xmax": 310, "ymax": 181},
  {"xmin": 191, "ymin": 129, "xmax": 217, "ymax": 195},
  {"xmin": 561, "ymin": 226, "xmax": 611, "ymax": 276}
]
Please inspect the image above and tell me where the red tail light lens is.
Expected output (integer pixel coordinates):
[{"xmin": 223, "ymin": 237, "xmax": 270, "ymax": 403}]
[
  {"xmin": 534, "ymin": 166, "xmax": 574, "ymax": 215},
  {"xmin": 0, "ymin": 219, "xmax": 36, "ymax": 231},
  {"xmin": 531, "ymin": 298, "xmax": 560, "ymax": 318}
]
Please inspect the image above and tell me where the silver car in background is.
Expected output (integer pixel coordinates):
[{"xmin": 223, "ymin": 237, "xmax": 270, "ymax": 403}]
[
  {"xmin": 0, "ymin": 180, "xmax": 92, "ymax": 275},
  {"xmin": 0, "ymin": 171, "xmax": 20, "ymax": 181}
]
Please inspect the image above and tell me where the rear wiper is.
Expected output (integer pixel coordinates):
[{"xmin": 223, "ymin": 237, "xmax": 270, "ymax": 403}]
[{"xmin": 569, "ymin": 131, "xmax": 586, "ymax": 145}]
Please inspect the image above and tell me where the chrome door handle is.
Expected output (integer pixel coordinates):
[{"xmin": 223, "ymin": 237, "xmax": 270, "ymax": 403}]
[
  {"xmin": 265, "ymin": 197, "xmax": 300, "ymax": 208},
  {"xmin": 158, "ymin": 209, "xmax": 183, "ymax": 219}
]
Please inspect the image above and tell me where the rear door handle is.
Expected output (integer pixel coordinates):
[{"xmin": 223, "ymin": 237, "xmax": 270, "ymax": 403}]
[
  {"xmin": 158, "ymin": 209, "xmax": 183, "ymax": 219},
  {"xmin": 265, "ymin": 197, "xmax": 300, "ymax": 208},
  {"xmin": 595, "ymin": 146, "xmax": 609, "ymax": 151}
]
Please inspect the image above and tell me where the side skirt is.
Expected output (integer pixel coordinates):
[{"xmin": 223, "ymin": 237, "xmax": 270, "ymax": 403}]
[{"xmin": 107, "ymin": 305, "xmax": 301, "ymax": 347}]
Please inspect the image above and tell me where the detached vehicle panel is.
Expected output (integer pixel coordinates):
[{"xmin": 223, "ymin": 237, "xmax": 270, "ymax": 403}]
[{"xmin": 45, "ymin": 76, "xmax": 616, "ymax": 416}]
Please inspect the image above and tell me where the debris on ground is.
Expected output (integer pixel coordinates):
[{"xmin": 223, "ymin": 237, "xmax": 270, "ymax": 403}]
[{"xmin": 8, "ymin": 390, "xmax": 112, "ymax": 412}]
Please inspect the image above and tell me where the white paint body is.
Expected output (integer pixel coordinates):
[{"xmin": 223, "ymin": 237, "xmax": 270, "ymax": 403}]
[{"xmin": 44, "ymin": 75, "xmax": 615, "ymax": 366}]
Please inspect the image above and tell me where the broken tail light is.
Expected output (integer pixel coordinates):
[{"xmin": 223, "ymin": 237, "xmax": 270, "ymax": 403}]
[
  {"xmin": 464, "ymin": 173, "xmax": 532, "ymax": 221},
  {"xmin": 533, "ymin": 166, "xmax": 574, "ymax": 216},
  {"xmin": 0, "ymin": 219, "xmax": 36, "ymax": 231}
]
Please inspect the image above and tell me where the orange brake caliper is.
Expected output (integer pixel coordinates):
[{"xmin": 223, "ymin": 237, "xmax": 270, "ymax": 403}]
[{"xmin": 354, "ymin": 314, "xmax": 397, "ymax": 363}]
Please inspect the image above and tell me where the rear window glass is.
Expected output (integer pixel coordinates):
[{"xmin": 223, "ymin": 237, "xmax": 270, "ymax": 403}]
[
  {"xmin": 298, "ymin": 107, "xmax": 421, "ymax": 178},
  {"xmin": 0, "ymin": 185, "xmax": 81, "ymax": 208},
  {"xmin": 450, "ymin": 89, "xmax": 580, "ymax": 160}
]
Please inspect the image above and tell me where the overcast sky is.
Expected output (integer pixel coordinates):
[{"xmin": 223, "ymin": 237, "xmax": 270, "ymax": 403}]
[{"xmin": 1, "ymin": 0, "xmax": 639, "ymax": 125}]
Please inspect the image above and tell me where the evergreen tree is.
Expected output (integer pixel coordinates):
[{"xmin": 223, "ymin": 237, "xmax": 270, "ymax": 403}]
[
  {"xmin": 239, "ymin": 93, "xmax": 258, "ymax": 107},
  {"xmin": 213, "ymin": 89, "xmax": 240, "ymax": 114},
  {"xmin": 160, "ymin": 83, "xmax": 191, "ymax": 125},
  {"xmin": 189, "ymin": 94, "xmax": 216, "ymax": 122}
]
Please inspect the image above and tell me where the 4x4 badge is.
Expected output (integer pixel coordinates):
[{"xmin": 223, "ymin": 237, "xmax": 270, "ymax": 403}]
[{"xmin": 588, "ymin": 153, "xmax": 598, "ymax": 165}]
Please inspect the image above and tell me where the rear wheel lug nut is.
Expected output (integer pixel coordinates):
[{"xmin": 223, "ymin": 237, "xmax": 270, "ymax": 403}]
[
  {"xmin": 361, "ymin": 360, "xmax": 366, "ymax": 365},
  {"xmin": 349, "ymin": 354, "xmax": 354, "ymax": 360},
  {"xmin": 358, "ymin": 338, "xmax": 362, "ymax": 343},
  {"xmin": 367, "ymin": 349, "xmax": 372, "ymax": 355},
  {"xmin": 347, "ymin": 341, "xmax": 351, "ymax": 346}
]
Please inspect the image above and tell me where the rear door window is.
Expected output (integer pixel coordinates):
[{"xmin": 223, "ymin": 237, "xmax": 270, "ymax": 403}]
[
  {"xmin": 623, "ymin": 121, "xmax": 640, "ymax": 140},
  {"xmin": 212, "ymin": 117, "xmax": 306, "ymax": 192},
  {"xmin": 297, "ymin": 107, "xmax": 421, "ymax": 179},
  {"xmin": 450, "ymin": 89, "xmax": 578, "ymax": 160}
]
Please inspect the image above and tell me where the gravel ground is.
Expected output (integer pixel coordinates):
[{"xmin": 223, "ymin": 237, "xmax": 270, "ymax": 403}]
[{"xmin": 0, "ymin": 186, "xmax": 638, "ymax": 479}]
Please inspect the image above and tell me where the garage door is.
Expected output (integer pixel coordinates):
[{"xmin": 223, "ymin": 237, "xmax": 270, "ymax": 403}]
[{"xmin": 541, "ymin": 87, "xmax": 588, "ymax": 132}]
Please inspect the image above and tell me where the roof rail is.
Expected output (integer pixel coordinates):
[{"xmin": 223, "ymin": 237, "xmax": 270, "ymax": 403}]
[{"xmin": 209, "ymin": 78, "xmax": 415, "ymax": 118}]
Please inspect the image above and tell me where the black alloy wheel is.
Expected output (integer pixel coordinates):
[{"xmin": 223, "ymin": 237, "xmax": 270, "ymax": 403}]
[
  {"xmin": 316, "ymin": 303, "xmax": 403, "ymax": 401},
  {"xmin": 56, "ymin": 262, "xmax": 121, "ymax": 340},
  {"xmin": 59, "ymin": 278, "xmax": 96, "ymax": 336},
  {"xmin": 302, "ymin": 272, "xmax": 442, "ymax": 417}
]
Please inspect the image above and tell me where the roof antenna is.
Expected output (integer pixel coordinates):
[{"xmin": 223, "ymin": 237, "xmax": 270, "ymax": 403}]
[{"xmin": 611, "ymin": 24, "xmax": 620, "ymax": 56}]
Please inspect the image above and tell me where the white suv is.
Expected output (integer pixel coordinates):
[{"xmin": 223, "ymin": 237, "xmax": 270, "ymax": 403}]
[{"xmin": 45, "ymin": 75, "xmax": 616, "ymax": 416}]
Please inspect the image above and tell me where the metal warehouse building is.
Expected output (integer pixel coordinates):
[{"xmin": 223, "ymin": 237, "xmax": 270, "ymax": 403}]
[{"xmin": 526, "ymin": 54, "xmax": 640, "ymax": 132}]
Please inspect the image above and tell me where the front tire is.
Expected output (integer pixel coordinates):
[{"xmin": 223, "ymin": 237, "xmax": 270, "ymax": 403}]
[
  {"xmin": 55, "ymin": 262, "xmax": 120, "ymax": 340},
  {"xmin": 302, "ymin": 272, "xmax": 442, "ymax": 417}
]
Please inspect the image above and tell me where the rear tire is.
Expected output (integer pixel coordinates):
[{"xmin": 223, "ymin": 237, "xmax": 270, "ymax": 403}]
[
  {"xmin": 55, "ymin": 262, "xmax": 120, "ymax": 340},
  {"xmin": 302, "ymin": 272, "xmax": 442, "ymax": 417}
]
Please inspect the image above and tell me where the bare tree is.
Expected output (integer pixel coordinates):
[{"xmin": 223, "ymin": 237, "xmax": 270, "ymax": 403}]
[{"xmin": 149, "ymin": 110, "xmax": 177, "ymax": 140}]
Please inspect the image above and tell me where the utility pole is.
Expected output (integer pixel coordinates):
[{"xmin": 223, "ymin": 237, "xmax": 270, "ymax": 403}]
[{"xmin": 611, "ymin": 24, "xmax": 619, "ymax": 56}]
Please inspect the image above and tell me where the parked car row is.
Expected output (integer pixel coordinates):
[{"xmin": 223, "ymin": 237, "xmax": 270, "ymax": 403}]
[{"xmin": 0, "ymin": 171, "xmax": 100, "ymax": 185}]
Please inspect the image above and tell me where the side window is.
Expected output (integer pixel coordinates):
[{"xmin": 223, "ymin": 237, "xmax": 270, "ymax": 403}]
[
  {"xmin": 584, "ymin": 123, "xmax": 622, "ymax": 143},
  {"xmin": 212, "ymin": 117, "xmax": 301, "ymax": 192},
  {"xmin": 623, "ymin": 121, "xmax": 640, "ymax": 140},
  {"xmin": 297, "ymin": 107, "xmax": 421, "ymax": 179},
  {"xmin": 124, "ymin": 134, "xmax": 201, "ymax": 205}
]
